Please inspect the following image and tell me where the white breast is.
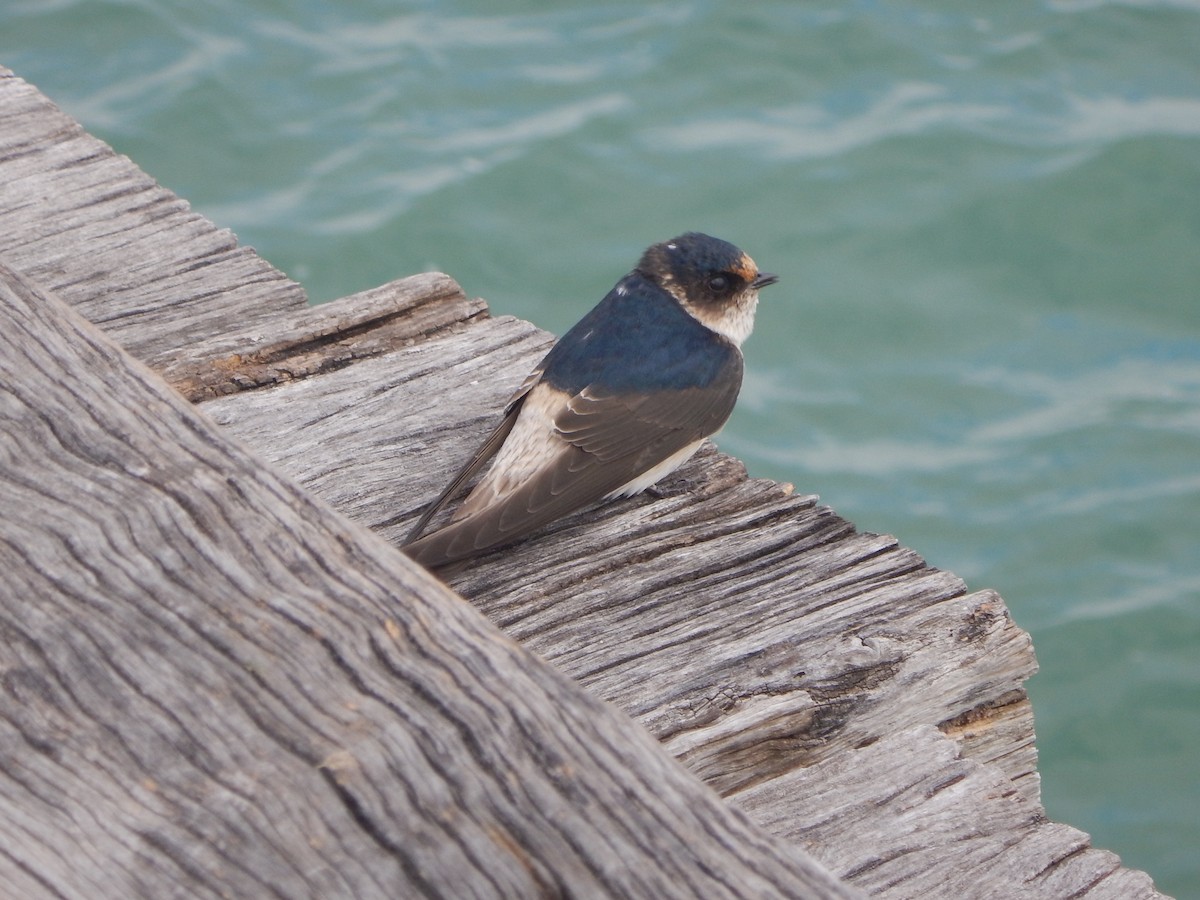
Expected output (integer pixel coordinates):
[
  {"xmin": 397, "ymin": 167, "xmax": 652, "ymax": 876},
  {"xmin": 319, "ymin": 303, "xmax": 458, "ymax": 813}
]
[{"xmin": 605, "ymin": 439, "xmax": 706, "ymax": 499}]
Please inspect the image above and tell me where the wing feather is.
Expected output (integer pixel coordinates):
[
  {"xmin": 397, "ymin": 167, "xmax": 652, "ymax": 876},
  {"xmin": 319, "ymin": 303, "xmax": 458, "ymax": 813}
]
[
  {"xmin": 403, "ymin": 370, "xmax": 541, "ymax": 544},
  {"xmin": 403, "ymin": 352, "xmax": 742, "ymax": 568}
]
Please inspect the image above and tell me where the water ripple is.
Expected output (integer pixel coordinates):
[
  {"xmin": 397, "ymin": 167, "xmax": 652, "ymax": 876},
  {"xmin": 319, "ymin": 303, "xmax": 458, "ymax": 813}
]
[
  {"xmin": 645, "ymin": 82, "xmax": 1011, "ymax": 160},
  {"xmin": 646, "ymin": 84, "xmax": 1200, "ymax": 162}
]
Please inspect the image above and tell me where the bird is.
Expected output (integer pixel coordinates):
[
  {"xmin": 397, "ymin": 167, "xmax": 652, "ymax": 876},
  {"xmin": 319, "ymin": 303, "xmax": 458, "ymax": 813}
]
[{"xmin": 403, "ymin": 232, "xmax": 777, "ymax": 569}]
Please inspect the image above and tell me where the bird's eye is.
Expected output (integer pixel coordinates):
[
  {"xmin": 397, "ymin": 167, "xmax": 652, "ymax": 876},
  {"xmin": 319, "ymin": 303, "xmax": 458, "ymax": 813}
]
[{"xmin": 708, "ymin": 275, "xmax": 730, "ymax": 293}]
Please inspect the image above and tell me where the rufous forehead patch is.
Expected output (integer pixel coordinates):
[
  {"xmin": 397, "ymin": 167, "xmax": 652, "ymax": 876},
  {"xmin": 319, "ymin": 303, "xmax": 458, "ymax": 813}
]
[{"xmin": 732, "ymin": 253, "xmax": 758, "ymax": 283}]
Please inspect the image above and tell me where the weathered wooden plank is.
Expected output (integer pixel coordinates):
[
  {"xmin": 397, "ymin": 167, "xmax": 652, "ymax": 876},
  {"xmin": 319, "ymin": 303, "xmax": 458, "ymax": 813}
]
[
  {"xmin": 0, "ymin": 66, "xmax": 306, "ymax": 365},
  {"xmin": 198, "ymin": 311, "xmax": 1169, "ymax": 898},
  {"xmin": 941, "ymin": 688, "xmax": 1041, "ymax": 801},
  {"xmin": 0, "ymin": 262, "xmax": 859, "ymax": 898},
  {"xmin": 160, "ymin": 271, "xmax": 488, "ymax": 402},
  {"xmin": 201, "ymin": 315, "xmax": 1041, "ymax": 792},
  {"xmin": 734, "ymin": 725, "xmax": 1160, "ymax": 899},
  {"xmin": 1, "ymin": 66, "xmax": 1168, "ymax": 898}
]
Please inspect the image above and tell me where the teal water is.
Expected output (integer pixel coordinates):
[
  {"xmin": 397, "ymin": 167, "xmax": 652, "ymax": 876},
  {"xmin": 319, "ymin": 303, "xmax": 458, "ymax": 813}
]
[{"xmin": 4, "ymin": 2, "xmax": 1198, "ymax": 893}]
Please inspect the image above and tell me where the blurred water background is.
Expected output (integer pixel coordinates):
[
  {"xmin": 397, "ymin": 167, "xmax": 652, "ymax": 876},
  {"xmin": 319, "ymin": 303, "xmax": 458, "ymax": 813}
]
[{"xmin": 3, "ymin": 1, "xmax": 1197, "ymax": 894}]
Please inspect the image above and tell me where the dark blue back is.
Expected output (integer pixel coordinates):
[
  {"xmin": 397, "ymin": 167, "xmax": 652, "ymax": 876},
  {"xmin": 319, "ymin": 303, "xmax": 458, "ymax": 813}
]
[{"xmin": 539, "ymin": 274, "xmax": 741, "ymax": 396}]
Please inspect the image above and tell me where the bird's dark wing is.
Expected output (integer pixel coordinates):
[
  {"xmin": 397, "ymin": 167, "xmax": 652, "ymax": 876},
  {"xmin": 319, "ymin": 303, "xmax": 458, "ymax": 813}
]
[
  {"xmin": 402, "ymin": 351, "xmax": 742, "ymax": 569},
  {"xmin": 556, "ymin": 376, "xmax": 740, "ymax": 461},
  {"xmin": 403, "ymin": 369, "xmax": 541, "ymax": 544}
]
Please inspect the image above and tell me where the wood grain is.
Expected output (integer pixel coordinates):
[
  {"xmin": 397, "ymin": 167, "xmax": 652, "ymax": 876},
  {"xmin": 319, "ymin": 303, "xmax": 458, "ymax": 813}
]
[
  {"xmin": 161, "ymin": 271, "xmax": 488, "ymax": 402},
  {"xmin": 0, "ymin": 66, "xmax": 305, "ymax": 366},
  {"xmin": 202, "ymin": 315, "xmax": 1040, "ymax": 784},
  {"xmin": 0, "ymin": 63, "xmax": 1168, "ymax": 899},
  {"xmin": 735, "ymin": 725, "xmax": 1160, "ymax": 899},
  {"xmin": 201, "ymin": 306, "xmax": 1164, "ymax": 899},
  {"xmin": 0, "ymin": 261, "xmax": 857, "ymax": 899}
]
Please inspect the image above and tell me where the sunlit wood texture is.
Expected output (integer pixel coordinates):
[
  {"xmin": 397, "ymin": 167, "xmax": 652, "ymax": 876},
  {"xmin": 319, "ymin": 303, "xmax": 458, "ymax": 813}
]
[{"xmin": 0, "ymin": 64, "xmax": 1165, "ymax": 899}]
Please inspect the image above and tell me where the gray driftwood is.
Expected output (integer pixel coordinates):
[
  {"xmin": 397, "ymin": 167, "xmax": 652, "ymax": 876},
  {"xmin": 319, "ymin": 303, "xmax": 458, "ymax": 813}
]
[
  {"xmin": 200, "ymin": 300, "xmax": 1160, "ymax": 900},
  {"xmin": 0, "ymin": 65, "xmax": 304, "ymax": 366},
  {"xmin": 0, "ymin": 262, "xmax": 856, "ymax": 898},
  {"xmin": 0, "ymin": 64, "xmax": 1168, "ymax": 898}
]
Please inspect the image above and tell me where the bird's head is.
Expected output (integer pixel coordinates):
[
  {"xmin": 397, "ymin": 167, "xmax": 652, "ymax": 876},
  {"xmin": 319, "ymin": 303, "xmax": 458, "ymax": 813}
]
[{"xmin": 637, "ymin": 232, "xmax": 777, "ymax": 346}]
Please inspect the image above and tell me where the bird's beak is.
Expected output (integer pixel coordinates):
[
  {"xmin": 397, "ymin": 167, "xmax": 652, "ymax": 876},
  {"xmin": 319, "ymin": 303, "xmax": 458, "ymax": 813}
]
[{"xmin": 752, "ymin": 272, "xmax": 779, "ymax": 289}]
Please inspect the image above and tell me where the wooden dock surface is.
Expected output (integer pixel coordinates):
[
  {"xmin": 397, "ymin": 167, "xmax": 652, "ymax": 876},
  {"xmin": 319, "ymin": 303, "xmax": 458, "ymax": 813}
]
[{"xmin": 0, "ymin": 65, "xmax": 1167, "ymax": 899}]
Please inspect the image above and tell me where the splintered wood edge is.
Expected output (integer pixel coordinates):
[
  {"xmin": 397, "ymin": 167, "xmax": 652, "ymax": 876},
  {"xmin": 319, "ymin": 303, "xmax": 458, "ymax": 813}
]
[
  {"xmin": 732, "ymin": 725, "xmax": 1163, "ymax": 899},
  {"xmin": 160, "ymin": 272, "xmax": 489, "ymax": 401}
]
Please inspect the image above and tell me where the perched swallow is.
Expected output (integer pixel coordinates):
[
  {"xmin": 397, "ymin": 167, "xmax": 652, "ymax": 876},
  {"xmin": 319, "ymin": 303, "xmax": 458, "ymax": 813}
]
[{"xmin": 403, "ymin": 232, "xmax": 777, "ymax": 569}]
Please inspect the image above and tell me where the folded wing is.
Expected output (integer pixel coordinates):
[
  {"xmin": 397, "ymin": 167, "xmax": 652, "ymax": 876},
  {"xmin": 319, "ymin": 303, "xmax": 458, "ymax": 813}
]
[{"xmin": 403, "ymin": 355, "xmax": 741, "ymax": 569}]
